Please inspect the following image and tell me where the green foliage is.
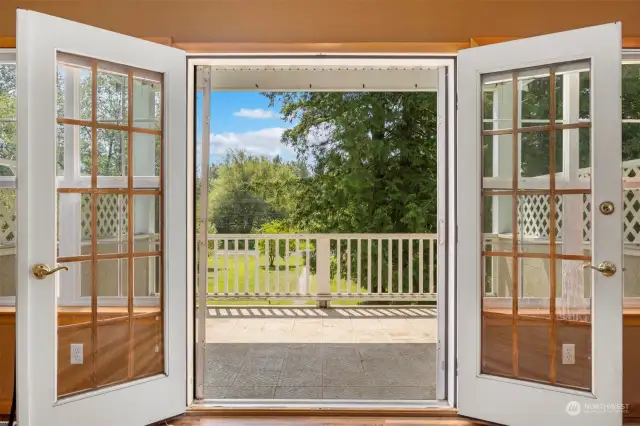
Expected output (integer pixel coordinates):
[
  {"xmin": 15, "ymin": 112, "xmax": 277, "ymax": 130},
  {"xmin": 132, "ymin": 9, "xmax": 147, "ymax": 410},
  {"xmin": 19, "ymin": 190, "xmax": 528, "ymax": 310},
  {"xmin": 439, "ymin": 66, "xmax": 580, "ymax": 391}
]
[
  {"xmin": 208, "ymin": 150, "xmax": 306, "ymax": 234},
  {"xmin": 262, "ymin": 92, "xmax": 438, "ymax": 292},
  {"xmin": 255, "ymin": 219, "xmax": 297, "ymax": 267},
  {"xmin": 264, "ymin": 92, "xmax": 438, "ymax": 236},
  {"xmin": 0, "ymin": 64, "xmax": 16, "ymax": 178}
]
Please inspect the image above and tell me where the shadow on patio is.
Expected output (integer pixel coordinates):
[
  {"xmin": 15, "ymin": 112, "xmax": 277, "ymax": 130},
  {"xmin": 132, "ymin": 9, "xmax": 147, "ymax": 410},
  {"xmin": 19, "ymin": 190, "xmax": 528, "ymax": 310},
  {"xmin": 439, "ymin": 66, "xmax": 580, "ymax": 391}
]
[{"xmin": 203, "ymin": 307, "xmax": 437, "ymax": 400}]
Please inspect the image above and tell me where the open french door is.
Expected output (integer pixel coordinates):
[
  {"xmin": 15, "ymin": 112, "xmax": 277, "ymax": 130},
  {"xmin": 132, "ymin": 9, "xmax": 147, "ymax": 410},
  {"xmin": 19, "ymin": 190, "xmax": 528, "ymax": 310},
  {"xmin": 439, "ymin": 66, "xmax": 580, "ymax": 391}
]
[
  {"xmin": 16, "ymin": 10, "xmax": 187, "ymax": 426},
  {"xmin": 457, "ymin": 23, "xmax": 622, "ymax": 426}
]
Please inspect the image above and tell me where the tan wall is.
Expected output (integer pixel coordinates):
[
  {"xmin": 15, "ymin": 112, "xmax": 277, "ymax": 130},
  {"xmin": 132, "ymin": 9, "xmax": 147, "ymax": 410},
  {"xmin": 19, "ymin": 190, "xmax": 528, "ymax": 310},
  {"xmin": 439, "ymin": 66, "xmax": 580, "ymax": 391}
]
[
  {"xmin": 482, "ymin": 313, "xmax": 640, "ymax": 417},
  {"xmin": 0, "ymin": 309, "xmax": 163, "ymax": 412},
  {"xmin": 0, "ymin": 1, "xmax": 639, "ymax": 45}
]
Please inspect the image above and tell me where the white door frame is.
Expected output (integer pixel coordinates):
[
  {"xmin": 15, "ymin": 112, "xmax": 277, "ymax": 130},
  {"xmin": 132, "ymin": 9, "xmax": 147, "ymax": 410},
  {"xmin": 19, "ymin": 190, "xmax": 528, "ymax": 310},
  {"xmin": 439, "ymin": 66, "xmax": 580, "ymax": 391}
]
[
  {"xmin": 186, "ymin": 55, "xmax": 458, "ymax": 408},
  {"xmin": 16, "ymin": 10, "xmax": 188, "ymax": 426},
  {"xmin": 457, "ymin": 23, "xmax": 622, "ymax": 426}
]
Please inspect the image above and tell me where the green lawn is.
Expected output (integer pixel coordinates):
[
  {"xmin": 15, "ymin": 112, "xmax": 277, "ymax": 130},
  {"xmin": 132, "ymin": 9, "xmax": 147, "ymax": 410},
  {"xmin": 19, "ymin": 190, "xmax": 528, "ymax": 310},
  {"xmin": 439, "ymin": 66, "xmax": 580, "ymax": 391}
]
[{"xmin": 206, "ymin": 254, "xmax": 361, "ymax": 305}]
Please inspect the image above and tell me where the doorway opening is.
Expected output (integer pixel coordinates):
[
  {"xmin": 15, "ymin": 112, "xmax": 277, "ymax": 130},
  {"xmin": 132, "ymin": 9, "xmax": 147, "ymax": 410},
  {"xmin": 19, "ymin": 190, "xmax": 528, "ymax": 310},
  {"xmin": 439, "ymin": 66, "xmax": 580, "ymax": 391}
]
[{"xmin": 189, "ymin": 57, "xmax": 456, "ymax": 407}]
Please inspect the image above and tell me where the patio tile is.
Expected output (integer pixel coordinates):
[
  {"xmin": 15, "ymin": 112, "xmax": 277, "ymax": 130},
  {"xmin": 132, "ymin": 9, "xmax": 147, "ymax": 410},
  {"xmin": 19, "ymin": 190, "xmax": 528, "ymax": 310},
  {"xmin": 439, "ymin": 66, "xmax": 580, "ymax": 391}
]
[
  {"xmin": 225, "ymin": 386, "xmax": 276, "ymax": 399},
  {"xmin": 321, "ymin": 345, "xmax": 363, "ymax": 372},
  {"xmin": 204, "ymin": 307, "xmax": 438, "ymax": 400},
  {"xmin": 205, "ymin": 362, "xmax": 243, "ymax": 387},
  {"xmin": 232, "ymin": 356, "xmax": 285, "ymax": 386},
  {"xmin": 279, "ymin": 363, "xmax": 323, "ymax": 386},
  {"xmin": 322, "ymin": 386, "xmax": 434, "ymax": 400},
  {"xmin": 203, "ymin": 386, "xmax": 229, "ymax": 398},
  {"xmin": 357, "ymin": 344, "xmax": 397, "ymax": 361},
  {"xmin": 246, "ymin": 345, "xmax": 289, "ymax": 358},
  {"xmin": 274, "ymin": 386, "xmax": 322, "ymax": 399}
]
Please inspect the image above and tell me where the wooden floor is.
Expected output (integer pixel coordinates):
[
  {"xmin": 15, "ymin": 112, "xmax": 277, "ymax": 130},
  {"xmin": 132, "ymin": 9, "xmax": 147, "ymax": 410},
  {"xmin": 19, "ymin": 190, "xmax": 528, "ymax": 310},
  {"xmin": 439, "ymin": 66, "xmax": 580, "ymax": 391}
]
[
  {"xmin": 159, "ymin": 416, "xmax": 496, "ymax": 425},
  {"xmin": 158, "ymin": 414, "xmax": 640, "ymax": 425}
]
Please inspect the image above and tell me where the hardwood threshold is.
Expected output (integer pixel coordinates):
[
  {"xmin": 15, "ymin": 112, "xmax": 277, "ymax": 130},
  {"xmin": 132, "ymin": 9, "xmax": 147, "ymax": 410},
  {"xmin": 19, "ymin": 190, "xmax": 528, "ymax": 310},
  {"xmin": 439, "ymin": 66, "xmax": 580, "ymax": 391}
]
[
  {"xmin": 157, "ymin": 412, "xmax": 499, "ymax": 425},
  {"xmin": 186, "ymin": 407, "xmax": 458, "ymax": 417}
]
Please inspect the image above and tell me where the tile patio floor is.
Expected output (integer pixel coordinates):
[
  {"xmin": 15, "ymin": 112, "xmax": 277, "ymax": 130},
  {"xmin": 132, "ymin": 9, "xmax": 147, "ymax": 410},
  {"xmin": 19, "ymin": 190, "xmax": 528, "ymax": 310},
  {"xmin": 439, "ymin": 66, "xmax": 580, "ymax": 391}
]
[{"xmin": 203, "ymin": 306, "xmax": 437, "ymax": 400}]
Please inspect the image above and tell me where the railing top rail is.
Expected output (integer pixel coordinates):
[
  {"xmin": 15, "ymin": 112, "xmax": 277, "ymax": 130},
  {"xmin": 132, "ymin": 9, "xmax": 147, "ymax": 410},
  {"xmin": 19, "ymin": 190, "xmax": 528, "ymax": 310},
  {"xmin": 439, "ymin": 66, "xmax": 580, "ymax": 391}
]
[{"xmin": 203, "ymin": 233, "xmax": 438, "ymax": 240}]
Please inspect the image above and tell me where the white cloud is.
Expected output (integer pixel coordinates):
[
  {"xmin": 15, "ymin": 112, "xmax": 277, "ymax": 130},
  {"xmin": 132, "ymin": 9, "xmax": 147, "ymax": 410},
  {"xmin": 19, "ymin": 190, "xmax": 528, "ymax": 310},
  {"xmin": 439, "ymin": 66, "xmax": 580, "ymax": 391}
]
[
  {"xmin": 210, "ymin": 127, "xmax": 293, "ymax": 158},
  {"xmin": 232, "ymin": 108, "xmax": 275, "ymax": 119}
]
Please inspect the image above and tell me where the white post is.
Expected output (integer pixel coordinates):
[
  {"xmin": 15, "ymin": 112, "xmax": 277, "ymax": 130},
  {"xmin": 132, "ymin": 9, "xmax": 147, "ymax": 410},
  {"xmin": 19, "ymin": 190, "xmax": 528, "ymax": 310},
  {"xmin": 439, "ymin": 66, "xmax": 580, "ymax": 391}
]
[
  {"xmin": 132, "ymin": 80, "xmax": 158, "ymax": 296},
  {"xmin": 315, "ymin": 237, "xmax": 331, "ymax": 308},
  {"xmin": 58, "ymin": 67, "xmax": 81, "ymax": 306},
  {"xmin": 195, "ymin": 66, "xmax": 211, "ymax": 399},
  {"xmin": 560, "ymin": 72, "xmax": 584, "ymax": 308},
  {"xmin": 491, "ymin": 84, "xmax": 514, "ymax": 296}
]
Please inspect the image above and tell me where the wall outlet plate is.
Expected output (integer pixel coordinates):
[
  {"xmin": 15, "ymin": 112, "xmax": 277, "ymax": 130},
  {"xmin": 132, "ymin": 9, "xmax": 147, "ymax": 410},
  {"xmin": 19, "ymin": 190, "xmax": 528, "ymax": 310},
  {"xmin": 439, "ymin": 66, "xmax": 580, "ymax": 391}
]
[
  {"xmin": 562, "ymin": 343, "xmax": 575, "ymax": 365},
  {"xmin": 70, "ymin": 343, "xmax": 83, "ymax": 365}
]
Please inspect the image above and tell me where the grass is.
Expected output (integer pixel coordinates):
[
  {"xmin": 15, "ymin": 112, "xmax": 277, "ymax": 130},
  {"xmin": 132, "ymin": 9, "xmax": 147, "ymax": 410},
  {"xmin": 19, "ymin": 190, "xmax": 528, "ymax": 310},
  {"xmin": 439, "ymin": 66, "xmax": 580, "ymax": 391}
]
[{"xmin": 205, "ymin": 254, "xmax": 361, "ymax": 305}]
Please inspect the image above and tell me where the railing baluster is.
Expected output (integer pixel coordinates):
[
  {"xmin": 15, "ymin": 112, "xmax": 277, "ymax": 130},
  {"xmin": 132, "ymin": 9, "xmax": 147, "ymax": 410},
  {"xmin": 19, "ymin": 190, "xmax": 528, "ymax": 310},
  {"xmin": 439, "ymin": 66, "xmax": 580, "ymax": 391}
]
[
  {"xmin": 276, "ymin": 237, "xmax": 280, "ymax": 295},
  {"xmin": 244, "ymin": 238, "xmax": 249, "ymax": 294},
  {"xmin": 419, "ymin": 239, "xmax": 424, "ymax": 294},
  {"xmin": 388, "ymin": 237, "xmax": 392, "ymax": 295},
  {"xmin": 377, "ymin": 238, "xmax": 382, "ymax": 294},
  {"xmin": 285, "ymin": 238, "xmax": 290, "ymax": 294},
  {"xmin": 408, "ymin": 238, "xmax": 413, "ymax": 294},
  {"xmin": 306, "ymin": 238, "xmax": 310, "ymax": 294},
  {"xmin": 336, "ymin": 238, "xmax": 341, "ymax": 293},
  {"xmin": 265, "ymin": 238, "xmax": 270, "ymax": 295},
  {"xmin": 429, "ymin": 238, "xmax": 435, "ymax": 294},
  {"xmin": 202, "ymin": 233, "xmax": 439, "ymax": 302},
  {"xmin": 212, "ymin": 237, "xmax": 218, "ymax": 294},
  {"xmin": 347, "ymin": 238, "xmax": 351, "ymax": 294},
  {"xmin": 224, "ymin": 238, "xmax": 229, "ymax": 294},
  {"xmin": 254, "ymin": 239, "xmax": 259, "ymax": 295},
  {"xmin": 234, "ymin": 238, "xmax": 239, "ymax": 294},
  {"xmin": 356, "ymin": 239, "xmax": 361, "ymax": 294},
  {"xmin": 367, "ymin": 239, "xmax": 372, "ymax": 294},
  {"xmin": 295, "ymin": 238, "xmax": 300, "ymax": 295},
  {"xmin": 398, "ymin": 238, "xmax": 403, "ymax": 295}
]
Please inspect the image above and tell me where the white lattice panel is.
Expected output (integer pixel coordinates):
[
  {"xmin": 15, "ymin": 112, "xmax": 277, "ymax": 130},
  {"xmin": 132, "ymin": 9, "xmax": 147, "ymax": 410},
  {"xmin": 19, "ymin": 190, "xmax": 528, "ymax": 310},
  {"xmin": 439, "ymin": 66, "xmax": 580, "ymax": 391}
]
[
  {"xmin": 80, "ymin": 194, "xmax": 128, "ymax": 240},
  {"xmin": 520, "ymin": 160, "xmax": 640, "ymax": 243},
  {"xmin": 518, "ymin": 194, "xmax": 562, "ymax": 238},
  {"xmin": 0, "ymin": 189, "xmax": 16, "ymax": 245}
]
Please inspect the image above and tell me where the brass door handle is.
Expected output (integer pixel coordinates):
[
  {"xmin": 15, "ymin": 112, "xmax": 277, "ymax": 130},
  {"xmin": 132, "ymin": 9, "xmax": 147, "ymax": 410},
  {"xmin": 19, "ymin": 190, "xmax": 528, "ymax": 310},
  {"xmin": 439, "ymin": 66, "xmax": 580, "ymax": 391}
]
[
  {"xmin": 32, "ymin": 264, "xmax": 69, "ymax": 280},
  {"xmin": 583, "ymin": 261, "xmax": 617, "ymax": 277}
]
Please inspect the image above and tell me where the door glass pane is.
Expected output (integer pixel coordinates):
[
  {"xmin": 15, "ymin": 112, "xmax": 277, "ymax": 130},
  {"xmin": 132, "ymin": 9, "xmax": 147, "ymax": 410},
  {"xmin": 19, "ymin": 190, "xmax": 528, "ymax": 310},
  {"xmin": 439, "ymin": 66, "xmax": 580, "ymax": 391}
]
[
  {"xmin": 55, "ymin": 52, "xmax": 164, "ymax": 399},
  {"xmin": 622, "ymin": 60, "xmax": 640, "ymax": 304},
  {"xmin": 0, "ymin": 58, "xmax": 16, "ymax": 418},
  {"xmin": 481, "ymin": 62, "xmax": 592, "ymax": 390}
]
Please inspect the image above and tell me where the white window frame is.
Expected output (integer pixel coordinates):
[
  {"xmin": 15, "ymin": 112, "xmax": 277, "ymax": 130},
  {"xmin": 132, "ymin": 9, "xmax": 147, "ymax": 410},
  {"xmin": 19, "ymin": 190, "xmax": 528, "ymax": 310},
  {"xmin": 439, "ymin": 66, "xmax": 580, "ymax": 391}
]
[
  {"xmin": 0, "ymin": 48, "xmax": 17, "ymax": 307},
  {"xmin": 0, "ymin": 48, "xmax": 163, "ymax": 308},
  {"xmin": 187, "ymin": 55, "xmax": 458, "ymax": 408},
  {"xmin": 479, "ymin": 50, "xmax": 640, "ymax": 310}
]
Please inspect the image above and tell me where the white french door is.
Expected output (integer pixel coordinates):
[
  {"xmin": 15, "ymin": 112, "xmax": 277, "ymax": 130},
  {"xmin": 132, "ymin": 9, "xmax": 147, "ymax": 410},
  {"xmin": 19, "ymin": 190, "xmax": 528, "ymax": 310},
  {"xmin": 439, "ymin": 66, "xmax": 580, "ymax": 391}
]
[
  {"xmin": 16, "ymin": 10, "xmax": 187, "ymax": 426},
  {"xmin": 457, "ymin": 24, "xmax": 623, "ymax": 425}
]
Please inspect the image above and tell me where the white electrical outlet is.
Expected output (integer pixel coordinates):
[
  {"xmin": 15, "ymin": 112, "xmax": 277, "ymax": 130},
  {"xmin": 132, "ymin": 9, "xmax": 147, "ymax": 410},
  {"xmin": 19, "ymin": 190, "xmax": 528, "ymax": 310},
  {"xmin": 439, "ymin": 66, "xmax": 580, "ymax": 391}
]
[
  {"xmin": 562, "ymin": 343, "xmax": 575, "ymax": 365},
  {"xmin": 70, "ymin": 343, "xmax": 83, "ymax": 365}
]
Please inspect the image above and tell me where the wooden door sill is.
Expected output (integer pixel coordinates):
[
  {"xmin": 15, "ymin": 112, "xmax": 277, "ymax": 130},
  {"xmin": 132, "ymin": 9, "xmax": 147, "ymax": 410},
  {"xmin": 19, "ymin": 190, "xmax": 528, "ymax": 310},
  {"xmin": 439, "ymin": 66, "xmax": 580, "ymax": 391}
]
[{"xmin": 186, "ymin": 407, "xmax": 458, "ymax": 417}]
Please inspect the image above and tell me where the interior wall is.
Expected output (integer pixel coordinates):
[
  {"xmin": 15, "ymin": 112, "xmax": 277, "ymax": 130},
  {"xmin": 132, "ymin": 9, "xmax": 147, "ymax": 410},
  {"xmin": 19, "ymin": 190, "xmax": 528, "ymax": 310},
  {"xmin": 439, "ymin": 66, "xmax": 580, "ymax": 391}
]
[{"xmin": 0, "ymin": 1, "xmax": 639, "ymax": 44}]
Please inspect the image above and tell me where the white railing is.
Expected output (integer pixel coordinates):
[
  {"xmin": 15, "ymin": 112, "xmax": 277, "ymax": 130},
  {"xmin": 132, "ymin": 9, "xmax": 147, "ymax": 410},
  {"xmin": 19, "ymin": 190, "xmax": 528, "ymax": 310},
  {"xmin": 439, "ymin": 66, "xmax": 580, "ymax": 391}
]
[{"xmin": 201, "ymin": 233, "xmax": 438, "ymax": 302}]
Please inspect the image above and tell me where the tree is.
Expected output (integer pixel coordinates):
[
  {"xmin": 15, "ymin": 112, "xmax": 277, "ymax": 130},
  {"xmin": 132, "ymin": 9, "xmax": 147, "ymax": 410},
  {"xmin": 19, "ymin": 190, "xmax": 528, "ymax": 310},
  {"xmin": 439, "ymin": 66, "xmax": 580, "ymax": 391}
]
[
  {"xmin": 254, "ymin": 219, "xmax": 297, "ymax": 268},
  {"xmin": 263, "ymin": 92, "xmax": 438, "ymax": 293},
  {"xmin": 208, "ymin": 150, "xmax": 305, "ymax": 234}
]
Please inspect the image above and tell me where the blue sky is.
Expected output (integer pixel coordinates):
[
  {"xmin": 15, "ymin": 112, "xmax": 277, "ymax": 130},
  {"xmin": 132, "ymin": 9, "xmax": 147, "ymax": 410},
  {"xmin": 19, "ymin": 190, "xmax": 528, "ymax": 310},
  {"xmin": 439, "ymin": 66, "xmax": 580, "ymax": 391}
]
[{"xmin": 196, "ymin": 92, "xmax": 297, "ymax": 164}]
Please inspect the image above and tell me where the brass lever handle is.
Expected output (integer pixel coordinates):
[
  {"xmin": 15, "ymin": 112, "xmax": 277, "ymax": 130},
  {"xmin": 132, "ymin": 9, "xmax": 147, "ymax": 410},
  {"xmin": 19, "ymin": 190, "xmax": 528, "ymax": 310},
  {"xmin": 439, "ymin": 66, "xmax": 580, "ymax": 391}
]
[
  {"xmin": 582, "ymin": 261, "xmax": 617, "ymax": 277},
  {"xmin": 32, "ymin": 264, "xmax": 69, "ymax": 280}
]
